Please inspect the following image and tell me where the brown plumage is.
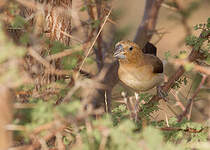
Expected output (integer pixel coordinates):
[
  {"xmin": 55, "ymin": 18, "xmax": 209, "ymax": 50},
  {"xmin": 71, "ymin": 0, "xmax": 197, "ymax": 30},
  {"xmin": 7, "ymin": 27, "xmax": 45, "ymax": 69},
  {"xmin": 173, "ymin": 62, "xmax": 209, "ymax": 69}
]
[
  {"xmin": 113, "ymin": 40, "xmax": 164, "ymax": 92},
  {"xmin": 142, "ymin": 42, "xmax": 157, "ymax": 56}
]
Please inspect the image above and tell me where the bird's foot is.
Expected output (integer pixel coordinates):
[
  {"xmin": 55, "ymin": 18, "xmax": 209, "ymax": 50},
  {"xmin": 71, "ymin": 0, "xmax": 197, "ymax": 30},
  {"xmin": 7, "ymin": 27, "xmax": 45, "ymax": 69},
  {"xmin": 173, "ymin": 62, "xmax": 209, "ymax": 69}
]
[{"xmin": 157, "ymin": 86, "xmax": 168, "ymax": 101}]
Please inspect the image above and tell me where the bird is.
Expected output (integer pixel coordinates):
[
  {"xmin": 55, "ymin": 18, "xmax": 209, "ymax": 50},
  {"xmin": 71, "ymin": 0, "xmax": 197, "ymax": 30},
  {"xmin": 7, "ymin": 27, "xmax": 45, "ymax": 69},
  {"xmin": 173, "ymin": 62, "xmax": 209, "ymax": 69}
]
[{"xmin": 113, "ymin": 40, "xmax": 165, "ymax": 96}]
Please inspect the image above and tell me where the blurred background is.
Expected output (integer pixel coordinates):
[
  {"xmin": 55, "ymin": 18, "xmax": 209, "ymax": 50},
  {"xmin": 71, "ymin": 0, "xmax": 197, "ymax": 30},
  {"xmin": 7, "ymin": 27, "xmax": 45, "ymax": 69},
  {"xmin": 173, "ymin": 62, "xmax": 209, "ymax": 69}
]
[
  {"xmin": 116, "ymin": 0, "xmax": 210, "ymax": 56},
  {"xmin": 1, "ymin": 0, "xmax": 210, "ymax": 149}
]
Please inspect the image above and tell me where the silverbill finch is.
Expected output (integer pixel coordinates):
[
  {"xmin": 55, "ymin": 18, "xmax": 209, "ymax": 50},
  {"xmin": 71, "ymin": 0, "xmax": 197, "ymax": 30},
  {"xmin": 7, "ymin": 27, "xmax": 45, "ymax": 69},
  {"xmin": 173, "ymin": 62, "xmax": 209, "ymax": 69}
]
[{"xmin": 113, "ymin": 40, "xmax": 164, "ymax": 92}]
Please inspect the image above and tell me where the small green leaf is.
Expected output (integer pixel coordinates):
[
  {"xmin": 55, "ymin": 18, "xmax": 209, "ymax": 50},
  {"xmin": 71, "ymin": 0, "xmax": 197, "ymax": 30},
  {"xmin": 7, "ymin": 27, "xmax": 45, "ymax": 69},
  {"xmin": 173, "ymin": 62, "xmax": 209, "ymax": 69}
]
[
  {"xmin": 85, "ymin": 57, "xmax": 95, "ymax": 64},
  {"xmin": 49, "ymin": 40, "xmax": 69, "ymax": 54},
  {"xmin": 80, "ymin": 6, "xmax": 87, "ymax": 11},
  {"xmin": 193, "ymin": 25, "xmax": 199, "ymax": 30},
  {"xmin": 91, "ymin": 20, "xmax": 101, "ymax": 29},
  {"xmin": 207, "ymin": 18, "xmax": 210, "ymax": 28},
  {"xmin": 20, "ymin": 33, "xmax": 30, "ymax": 46},
  {"xmin": 12, "ymin": 16, "xmax": 26, "ymax": 28}
]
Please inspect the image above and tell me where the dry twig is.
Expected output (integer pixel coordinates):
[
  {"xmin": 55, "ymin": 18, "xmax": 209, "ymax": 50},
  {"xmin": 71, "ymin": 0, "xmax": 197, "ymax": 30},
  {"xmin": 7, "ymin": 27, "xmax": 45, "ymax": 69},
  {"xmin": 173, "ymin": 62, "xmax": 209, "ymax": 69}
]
[{"xmin": 178, "ymin": 75, "xmax": 207, "ymax": 122}]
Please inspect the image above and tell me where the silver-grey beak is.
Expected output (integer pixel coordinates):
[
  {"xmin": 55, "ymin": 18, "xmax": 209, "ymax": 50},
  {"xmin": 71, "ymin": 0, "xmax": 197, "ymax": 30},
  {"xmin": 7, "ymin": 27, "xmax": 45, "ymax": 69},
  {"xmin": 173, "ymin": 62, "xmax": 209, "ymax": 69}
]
[{"xmin": 113, "ymin": 44, "xmax": 125, "ymax": 59}]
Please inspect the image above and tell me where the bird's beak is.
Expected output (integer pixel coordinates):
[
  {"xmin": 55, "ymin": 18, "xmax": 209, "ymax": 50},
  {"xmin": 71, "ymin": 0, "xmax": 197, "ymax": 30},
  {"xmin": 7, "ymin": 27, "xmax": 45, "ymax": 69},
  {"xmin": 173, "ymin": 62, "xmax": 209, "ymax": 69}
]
[{"xmin": 113, "ymin": 44, "xmax": 126, "ymax": 59}]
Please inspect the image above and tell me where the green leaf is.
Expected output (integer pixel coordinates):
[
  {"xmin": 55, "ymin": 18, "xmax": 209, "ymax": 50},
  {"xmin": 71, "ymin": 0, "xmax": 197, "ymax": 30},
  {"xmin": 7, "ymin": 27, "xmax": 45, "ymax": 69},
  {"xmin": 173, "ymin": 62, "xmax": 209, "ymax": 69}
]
[
  {"xmin": 12, "ymin": 16, "xmax": 26, "ymax": 28},
  {"xmin": 194, "ymin": 25, "xmax": 199, "ymax": 30},
  {"xmin": 50, "ymin": 40, "xmax": 69, "ymax": 54},
  {"xmin": 85, "ymin": 57, "xmax": 95, "ymax": 64},
  {"xmin": 80, "ymin": 6, "xmax": 87, "ymax": 11},
  {"xmin": 91, "ymin": 20, "xmax": 101, "ymax": 29},
  {"xmin": 207, "ymin": 18, "xmax": 210, "ymax": 28},
  {"xmin": 20, "ymin": 33, "xmax": 30, "ymax": 46},
  {"xmin": 62, "ymin": 55, "xmax": 78, "ymax": 70},
  {"xmin": 56, "ymin": 101, "xmax": 81, "ymax": 117}
]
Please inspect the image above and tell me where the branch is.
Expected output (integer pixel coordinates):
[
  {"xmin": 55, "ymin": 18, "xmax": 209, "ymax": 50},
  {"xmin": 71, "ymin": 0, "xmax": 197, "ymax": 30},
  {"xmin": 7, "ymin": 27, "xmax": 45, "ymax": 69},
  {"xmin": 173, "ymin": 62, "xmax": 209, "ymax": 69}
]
[
  {"xmin": 147, "ymin": 31, "xmax": 209, "ymax": 107},
  {"xmin": 134, "ymin": 0, "xmax": 164, "ymax": 48},
  {"xmin": 172, "ymin": 59, "xmax": 210, "ymax": 75},
  {"xmin": 95, "ymin": 0, "xmax": 104, "ymax": 71},
  {"xmin": 159, "ymin": 127, "xmax": 205, "ymax": 133}
]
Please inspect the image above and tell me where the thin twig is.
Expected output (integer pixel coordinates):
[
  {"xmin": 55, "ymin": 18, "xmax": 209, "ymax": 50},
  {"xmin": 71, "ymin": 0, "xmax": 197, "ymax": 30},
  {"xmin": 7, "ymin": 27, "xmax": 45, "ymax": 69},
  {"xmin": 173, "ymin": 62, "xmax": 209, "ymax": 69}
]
[
  {"xmin": 28, "ymin": 48, "xmax": 73, "ymax": 75},
  {"xmin": 76, "ymin": 8, "xmax": 112, "ymax": 79},
  {"xmin": 46, "ymin": 47, "xmax": 82, "ymax": 61},
  {"xmin": 161, "ymin": 3, "xmax": 178, "ymax": 11},
  {"xmin": 178, "ymin": 75, "xmax": 207, "ymax": 122},
  {"xmin": 56, "ymin": 28, "xmax": 83, "ymax": 44},
  {"xmin": 172, "ymin": 59, "xmax": 210, "ymax": 75},
  {"xmin": 171, "ymin": 90, "xmax": 185, "ymax": 111},
  {"xmin": 159, "ymin": 127, "xmax": 205, "ymax": 133}
]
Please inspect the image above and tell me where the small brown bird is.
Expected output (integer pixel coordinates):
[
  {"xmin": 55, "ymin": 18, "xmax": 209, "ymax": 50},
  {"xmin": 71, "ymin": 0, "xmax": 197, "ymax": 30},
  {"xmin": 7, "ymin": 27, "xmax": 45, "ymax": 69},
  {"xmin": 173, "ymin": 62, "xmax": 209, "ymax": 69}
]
[{"xmin": 113, "ymin": 40, "xmax": 164, "ymax": 93}]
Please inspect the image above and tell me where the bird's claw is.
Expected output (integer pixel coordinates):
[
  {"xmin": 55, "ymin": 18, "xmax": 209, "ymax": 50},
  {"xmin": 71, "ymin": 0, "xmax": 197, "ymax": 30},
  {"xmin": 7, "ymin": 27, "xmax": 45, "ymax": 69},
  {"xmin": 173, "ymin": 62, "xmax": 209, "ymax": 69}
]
[{"xmin": 157, "ymin": 86, "xmax": 168, "ymax": 101}]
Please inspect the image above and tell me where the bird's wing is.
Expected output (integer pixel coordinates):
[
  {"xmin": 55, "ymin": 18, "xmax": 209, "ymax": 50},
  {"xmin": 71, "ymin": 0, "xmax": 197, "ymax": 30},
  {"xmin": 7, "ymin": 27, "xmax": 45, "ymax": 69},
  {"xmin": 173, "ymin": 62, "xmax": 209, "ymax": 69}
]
[
  {"xmin": 142, "ymin": 42, "xmax": 157, "ymax": 56},
  {"xmin": 144, "ymin": 54, "xmax": 163, "ymax": 73}
]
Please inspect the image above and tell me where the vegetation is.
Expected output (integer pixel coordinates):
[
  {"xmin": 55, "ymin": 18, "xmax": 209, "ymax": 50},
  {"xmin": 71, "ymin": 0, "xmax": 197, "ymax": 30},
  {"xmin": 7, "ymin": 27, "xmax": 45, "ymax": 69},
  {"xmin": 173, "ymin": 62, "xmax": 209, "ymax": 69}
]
[{"xmin": 0, "ymin": 0, "xmax": 210, "ymax": 150}]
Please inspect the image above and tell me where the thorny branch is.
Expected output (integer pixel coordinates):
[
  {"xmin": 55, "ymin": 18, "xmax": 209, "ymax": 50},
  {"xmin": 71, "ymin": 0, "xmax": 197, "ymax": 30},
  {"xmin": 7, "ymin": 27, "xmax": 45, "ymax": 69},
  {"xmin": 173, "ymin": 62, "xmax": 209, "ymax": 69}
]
[
  {"xmin": 134, "ymin": 0, "xmax": 164, "ymax": 48},
  {"xmin": 147, "ymin": 31, "xmax": 209, "ymax": 107},
  {"xmin": 159, "ymin": 126, "xmax": 205, "ymax": 133}
]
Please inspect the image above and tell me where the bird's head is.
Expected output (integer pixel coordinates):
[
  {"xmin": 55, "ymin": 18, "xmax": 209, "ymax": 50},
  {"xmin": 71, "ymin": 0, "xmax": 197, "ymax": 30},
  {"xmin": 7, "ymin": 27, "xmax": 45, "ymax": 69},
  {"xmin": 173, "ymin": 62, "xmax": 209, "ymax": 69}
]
[{"xmin": 113, "ymin": 40, "xmax": 143, "ymax": 62}]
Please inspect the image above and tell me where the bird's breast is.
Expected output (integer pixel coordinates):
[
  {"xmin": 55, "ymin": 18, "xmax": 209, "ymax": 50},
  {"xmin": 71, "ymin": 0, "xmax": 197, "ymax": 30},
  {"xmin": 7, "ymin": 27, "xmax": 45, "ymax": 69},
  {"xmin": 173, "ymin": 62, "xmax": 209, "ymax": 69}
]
[{"xmin": 118, "ymin": 64, "xmax": 163, "ymax": 91}]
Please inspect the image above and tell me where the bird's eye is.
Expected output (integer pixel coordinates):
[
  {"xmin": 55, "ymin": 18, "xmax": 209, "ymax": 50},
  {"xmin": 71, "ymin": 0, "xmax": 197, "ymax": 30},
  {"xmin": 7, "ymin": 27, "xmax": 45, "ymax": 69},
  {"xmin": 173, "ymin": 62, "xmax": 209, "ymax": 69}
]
[{"xmin": 129, "ymin": 46, "xmax": 133, "ymax": 51}]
